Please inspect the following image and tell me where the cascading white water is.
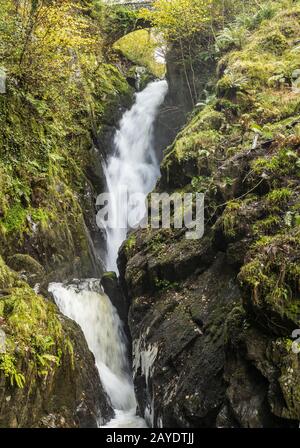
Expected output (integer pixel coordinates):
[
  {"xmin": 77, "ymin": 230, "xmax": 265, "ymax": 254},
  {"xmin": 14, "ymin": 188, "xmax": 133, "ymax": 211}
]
[
  {"xmin": 49, "ymin": 80, "xmax": 168, "ymax": 428},
  {"xmin": 49, "ymin": 280, "xmax": 146, "ymax": 427},
  {"xmin": 102, "ymin": 80, "xmax": 168, "ymax": 272}
]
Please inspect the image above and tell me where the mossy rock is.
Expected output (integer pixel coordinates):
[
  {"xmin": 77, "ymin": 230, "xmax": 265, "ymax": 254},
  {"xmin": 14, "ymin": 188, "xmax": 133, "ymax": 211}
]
[
  {"xmin": 238, "ymin": 230, "xmax": 300, "ymax": 334},
  {"xmin": 270, "ymin": 338, "xmax": 300, "ymax": 421},
  {"xmin": 7, "ymin": 254, "xmax": 45, "ymax": 286},
  {"xmin": 259, "ymin": 31, "xmax": 289, "ymax": 55},
  {"xmin": 0, "ymin": 256, "xmax": 18, "ymax": 290}
]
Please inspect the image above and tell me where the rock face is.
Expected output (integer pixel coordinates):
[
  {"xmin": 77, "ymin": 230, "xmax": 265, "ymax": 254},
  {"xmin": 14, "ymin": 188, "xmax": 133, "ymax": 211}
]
[
  {"xmin": 120, "ymin": 227, "xmax": 299, "ymax": 428},
  {"xmin": 154, "ymin": 45, "xmax": 216, "ymax": 161},
  {"xmin": 101, "ymin": 272, "xmax": 130, "ymax": 337},
  {"xmin": 122, "ymin": 245, "xmax": 242, "ymax": 427},
  {"xmin": 120, "ymin": 218, "xmax": 299, "ymax": 428},
  {"xmin": 119, "ymin": 5, "xmax": 300, "ymax": 429},
  {"xmin": 0, "ymin": 315, "xmax": 113, "ymax": 428}
]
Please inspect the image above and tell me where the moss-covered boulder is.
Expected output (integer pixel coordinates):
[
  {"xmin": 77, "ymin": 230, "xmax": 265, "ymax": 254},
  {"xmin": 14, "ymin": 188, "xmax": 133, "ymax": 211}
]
[{"xmin": 6, "ymin": 254, "xmax": 45, "ymax": 287}]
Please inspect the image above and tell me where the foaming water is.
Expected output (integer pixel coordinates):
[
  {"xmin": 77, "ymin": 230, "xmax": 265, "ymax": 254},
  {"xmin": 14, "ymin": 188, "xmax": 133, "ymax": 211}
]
[
  {"xmin": 102, "ymin": 409, "xmax": 146, "ymax": 428},
  {"xmin": 102, "ymin": 80, "xmax": 168, "ymax": 272},
  {"xmin": 49, "ymin": 280, "xmax": 145, "ymax": 426}
]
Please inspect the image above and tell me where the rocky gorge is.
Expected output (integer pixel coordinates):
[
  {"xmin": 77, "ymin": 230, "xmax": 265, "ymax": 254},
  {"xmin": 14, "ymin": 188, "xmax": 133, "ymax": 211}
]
[{"xmin": 0, "ymin": 0, "xmax": 299, "ymax": 429}]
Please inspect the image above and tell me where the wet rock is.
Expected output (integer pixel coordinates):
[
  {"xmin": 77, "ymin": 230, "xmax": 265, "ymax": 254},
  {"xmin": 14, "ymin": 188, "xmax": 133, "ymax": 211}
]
[
  {"xmin": 123, "ymin": 251, "xmax": 243, "ymax": 427},
  {"xmin": 122, "ymin": 235, "xmax": 299, "ymax": 427},
  {"xmin": 101, "ymin": 271, "xmax": 130, "ymax": 334}
]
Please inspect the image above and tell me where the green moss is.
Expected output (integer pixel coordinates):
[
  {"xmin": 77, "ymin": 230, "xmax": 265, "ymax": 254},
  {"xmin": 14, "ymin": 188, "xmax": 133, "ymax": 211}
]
[
  {"xmin": 0, "ymin": 204, "xmax": 53, "ymax": 235},
  {"xmin": 224, "ymin": 305, "xmax": 247, "ymax": 344},
  {"xmin": 239, "ymin": 230, "xmax": 300, "ymax": 328},
  {"xmin": 0, "ymin": 256, "xmax": 18, "ymax": 289},
  {"xmin": 1, "ymin": 204, "xmax": 27, "ymax": 233},
  {"xmin": 215, "ymin": 3, "xmax": 300, "ymax": 120},
  {"xmin": 191, "ymin": 176, "xmax": 215, "ymax": 194},
  {"xmin": 29, "ymin": 208, "xmax": 51, "ymax": 228},
  {"xmin": 259, "ymin": 31, "xmax": 289, "ymax": 55},
  {"xmin": 252, "ymin": 235, "xmax": 275, "ymax": 249},
  {"xmin": 222, "ymin": 200, "xmax": 242, "ymax": 237},
  {"xmin": 124, "ymin": 233, "xmax": 136, "ymax": 257},
  {"xmin": 252, "ymin": 215, "xmax": 281, "ymax": 235},
  {"xmin": 103, "ymin": 4, "xmax": 139, "ymax": 40},
  {"xmin": 94, "ymin": 63, "xmax": 133, "ymax": 123},
  {"xmin": 189, "ymin": 106, "xmax": 225, "ymax": 132},
  {"xmin": 239, "ymin": 258, "xmax": 274, "ymax": 290},
  {"xmin": 0, "ymin": 284, "xmax": 64, "ymax": 386},
  {"xmin": 154, "ymin": 278, "xmax": 180, "ymax": 291},
  {"xmin": 215, "ymin": 98, "xmax": 241, "ymax": 116},
  {"xmin": 0, "ymin": 256, "xmax": 71, "ymax": 388},
  {"xmin": 146, "ymin": 232, "xmax": 168, "ymax": 256},
  {"xmin": 276, "ymin": 339, "xmax": 300, "ymax": 420},
  {"xmin": 173, "ymin": 129, "xmax": 220, "ymax": 162},
  {"xmin": 217, "ymin": 71, "xmax": 250, "ymax": 98},
  {"xmin": 7, "ymin": 254, "xmax": 45, "ymax": 279},
  {"xmin": 101, "ymin": 271, "xmax": 117, "ymax": 281},
  {"xmin": 266, "ymin": 187, "xmax": 293, "ymax": 205},
  {"xmin": 252, "ymin": 148, "xmax": 300, "ymax": 178}
]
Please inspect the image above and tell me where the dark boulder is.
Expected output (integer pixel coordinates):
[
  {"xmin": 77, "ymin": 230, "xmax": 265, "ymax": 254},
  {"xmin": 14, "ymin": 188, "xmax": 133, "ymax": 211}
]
[{"xmin": 101, "ymin": 271, "xmax": 130, "ymax": 340}]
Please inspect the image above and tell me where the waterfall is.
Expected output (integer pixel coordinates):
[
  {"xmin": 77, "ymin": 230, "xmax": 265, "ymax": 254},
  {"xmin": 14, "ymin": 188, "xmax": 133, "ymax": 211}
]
[
  {"xmin": 48, "ymin": 80, "xmax": 168, "ymax": 428},
  {"xmin": 102, "ymin": 80, "xmax": 168, "ymax": 272},
  {"xmin": 49, "ymin": 280, "xmax": 146, "ymax": 427}
]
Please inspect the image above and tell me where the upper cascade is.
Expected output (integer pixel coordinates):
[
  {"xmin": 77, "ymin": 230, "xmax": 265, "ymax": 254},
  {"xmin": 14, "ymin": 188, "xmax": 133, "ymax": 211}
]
[{"xmin": 101, "ymin": 80, "xmax": 168, "ymax": 273}]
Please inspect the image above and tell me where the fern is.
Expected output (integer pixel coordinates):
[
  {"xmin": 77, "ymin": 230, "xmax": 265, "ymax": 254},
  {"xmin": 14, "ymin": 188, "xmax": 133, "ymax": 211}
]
[{"xmin": 0, "ymin": 353, "xmax": 25, "ymax": 388}]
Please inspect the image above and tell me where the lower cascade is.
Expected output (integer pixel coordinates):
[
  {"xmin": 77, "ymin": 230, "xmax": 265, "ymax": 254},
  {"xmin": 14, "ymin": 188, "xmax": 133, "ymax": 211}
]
[
  {"xmin": 48, "ymin": 80, "xmax": 168, "ymax": 428},
  {"xmin": 49, "ymin": 280, "xmax": 146, "ymax": 427}
]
